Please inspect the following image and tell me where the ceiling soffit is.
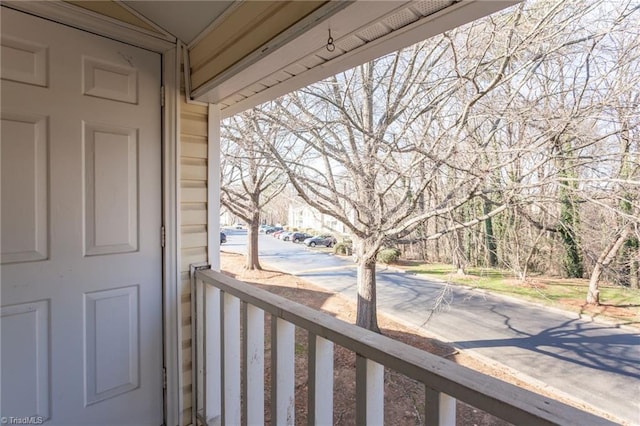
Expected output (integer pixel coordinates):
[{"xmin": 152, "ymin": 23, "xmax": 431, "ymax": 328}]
[
  {"xmin": 188, "ymin": 1, "xmax": 338, "ymax": 91},
  {"xmin": 190, "ymin": 0, "xmax": 519, "ymax": 118},
  {"xmin": 121, "ymin": 1, "xmax": 234, "ymax": 44},
  {"xmin": 65, "ymin": 0, "xmax": 160, "ymax": 34},
  {"xmin": 2, "ymin": 0, "xmax": 177, "ymax": 51}
]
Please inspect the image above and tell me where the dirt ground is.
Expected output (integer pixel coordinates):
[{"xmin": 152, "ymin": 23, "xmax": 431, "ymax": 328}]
[{"xmin": 220, "ymin": 251, "xmax": 622, "ymax": 425}]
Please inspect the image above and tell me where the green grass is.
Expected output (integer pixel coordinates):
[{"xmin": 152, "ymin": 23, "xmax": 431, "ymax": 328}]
[
  {"xmin": 294, "ymin": 342, "xmax": 306, "ymax": 355},
  {"xmin": 405, "ymin": 263, "xmax": 640, "ymax": 325}
]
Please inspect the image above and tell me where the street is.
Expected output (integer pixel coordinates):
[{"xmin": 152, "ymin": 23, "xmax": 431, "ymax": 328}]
[{"xmin": 222, "ymin": 229, "xmax": 640, "ymax": 425}]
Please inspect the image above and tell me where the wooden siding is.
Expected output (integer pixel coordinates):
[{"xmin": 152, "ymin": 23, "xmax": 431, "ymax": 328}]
[{"xmin": 179, "ymin": 82, "xmax": 208, "ymax": 424}]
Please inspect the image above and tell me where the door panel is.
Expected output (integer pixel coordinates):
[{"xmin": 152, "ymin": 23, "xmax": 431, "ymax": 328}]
[
  {"xmin": 0, "ymin": 35, "xmax": 48, "ymax": 87},
  {"xmin": 84, "ymin": 286, "xmax": 139, "ymax": 406},
  {"xmin": 1, "ymin": 8, "xmax": 163, "ymax": 425},
  {"xmin": 83, "ymin": 122, "xmax": 139, "ymax": 256},
  {"xmin": 0, "ymin": 112, "xmax": 48, "ymax": 263},
  {"xmin": 0, "ymin": 301, "xmax": 50, "ymax": 418}
]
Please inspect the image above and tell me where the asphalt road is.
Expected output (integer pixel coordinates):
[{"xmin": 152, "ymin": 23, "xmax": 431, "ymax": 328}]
[{"xmin": 222, "ymin": 229, "xmax": 640, "ymax": 425}]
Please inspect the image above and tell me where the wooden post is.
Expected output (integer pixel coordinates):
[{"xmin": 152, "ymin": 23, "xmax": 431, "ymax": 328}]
[
  {"xmin": 356, "ymin": 355, "xmax": 384, "ymax": 425},
  {"xmin": 242, "ymin": 303, "xmax": 264, "ymax": 425},
  {"xmin": 203, "ymin": 284, "xmax": 221, "ymax": 424},
  {"xmin": 271, "ymin": 317, "xmax": 295, "ymax": 425},
  {"xmin": 425, "ymin": 386, "xmax": 456, "ymax": 426},
  {"xmin": 308, "ymin": 333, "xmax": 334, "ymax": 425},
  {"xmin": 222, "ymin": 292, "xmax": 240, "ymax": 425}
]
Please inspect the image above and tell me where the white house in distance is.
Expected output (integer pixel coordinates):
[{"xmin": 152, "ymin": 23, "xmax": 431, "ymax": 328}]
[
  {"xmin": 288, "ymin": 202, "xmax": 348, "ymax": 235},
  {"xmin": 219, "ymin": 208, "xmax": 239, "ymax": 228}
]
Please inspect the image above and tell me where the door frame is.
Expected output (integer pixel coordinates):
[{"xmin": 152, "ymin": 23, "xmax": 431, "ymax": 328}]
[{"xmin": 1, "ymin": 3, "xmax": 183, "ymax": 425}]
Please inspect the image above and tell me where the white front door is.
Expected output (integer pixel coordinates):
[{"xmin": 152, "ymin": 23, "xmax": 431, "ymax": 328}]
[{"xmin": 1, "ymin": 8, "xmax": 163, "ymax": 425}]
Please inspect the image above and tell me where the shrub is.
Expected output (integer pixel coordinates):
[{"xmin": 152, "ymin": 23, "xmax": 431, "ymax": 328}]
[
  {"xmin": 334, "ymin": 242, "xmax": 352, "ymax": 256},
  {"xmin": 377, "ymin": 248, "xmax": 401, "ymax": 264}
]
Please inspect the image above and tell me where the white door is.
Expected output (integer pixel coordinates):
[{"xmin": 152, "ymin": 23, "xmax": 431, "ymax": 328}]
[{"xmin": 1, "ymin": 8, "xmax": 163, "ymax": 425}]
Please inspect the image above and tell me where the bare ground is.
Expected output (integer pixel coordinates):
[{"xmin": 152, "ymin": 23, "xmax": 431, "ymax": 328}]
[{"xmin": 221, "ymin": 251, "xmax": 622, "ymax": 425}]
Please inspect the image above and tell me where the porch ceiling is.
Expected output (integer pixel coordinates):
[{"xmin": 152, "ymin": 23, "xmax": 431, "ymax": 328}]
[
  {"xmin": 122, "ymin": 0, "xmax": 521, "ymax": 116},
  {"xmin": 185, "ymin": 0, "xmax": 520, "ymax": 118}
]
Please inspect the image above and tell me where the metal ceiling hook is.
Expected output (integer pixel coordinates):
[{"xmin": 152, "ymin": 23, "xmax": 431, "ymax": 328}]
[{"xmin": 326, "ymin": 28, "xmax": 335, "ymax": 52}]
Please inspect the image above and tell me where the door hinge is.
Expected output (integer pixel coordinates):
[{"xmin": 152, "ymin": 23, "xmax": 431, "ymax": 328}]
[
  {"xmin": 160, "ymin": 85, "xmax": 165, "ymax": 107},
  {"xmin": 161, "ymin": 226, "xmax": 166, "ymax": 248},
  {"xmin": 162, "ymin": 367, "xmax": 167, "ymax": 389}
]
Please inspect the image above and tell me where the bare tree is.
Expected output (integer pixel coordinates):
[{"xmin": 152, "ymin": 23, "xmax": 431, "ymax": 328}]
[
  {"xmin": 232, "ymin": 0, "xmax": 640, "ymax": 327},
  {"xmin": 258, "ymin": 18, "xmax": 532, "ymax": 330},
  {"xmin": 474, "ymin": 0, "xmax": 640, "ymax": 299},
  {"xmin": 220, "ymin": 111, "xmax": 287, "ymax": 270}
]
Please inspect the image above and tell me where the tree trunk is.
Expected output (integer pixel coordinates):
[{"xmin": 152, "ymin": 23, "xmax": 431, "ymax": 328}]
[
  {"xmin": 245, "ymin": 212, "xmax": 262, "ymax": 270},
  {"xmin": 354, "ymin": 238, "xmax": 380, "ymax": 332},
  {"xmin": 587, "ymin": 227, "xmax": 631, "ymax": 305},
  {"xmin": 452, "ymin": 229, "xmax": 466, "ymax": 275},
  {"xmin": 630, "ymin": 251, "xmax": 639, "ymax": 289},
  {"xmin": 558, "ymin": 192, "xmax": 584, "ymax": 278},
  {"xmin": 484, "ymin": 200, "xmax": 498, "ymax": 267},
  {"xmin": 521, "ymin": 229, "xmax": 544, "ymax": 281},
  {"xmin": 617, "ymin": 120, "xmax": 638, "ymax": 289},
  {"xmin": 621, "ymin": 232, "xmax": 639, "ymax": 289},
  {"xmin": 556, "ymin": 138, "xmax": 584, "ymax": 279}
]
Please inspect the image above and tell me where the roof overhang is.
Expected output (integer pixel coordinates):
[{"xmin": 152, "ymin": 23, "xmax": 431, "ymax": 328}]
[
  {"xmin": 3, "ymin": 0, "xmax": 520, "ymax": 119},
  {"xmin": 186, "ymin": 0, "xmax": 520, "ymax": 118}
]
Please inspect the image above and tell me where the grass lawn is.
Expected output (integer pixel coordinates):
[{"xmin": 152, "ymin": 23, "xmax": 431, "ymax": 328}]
[{"xmin": 402, "ymin": 262, "xmax": 640, "ymax": 326}]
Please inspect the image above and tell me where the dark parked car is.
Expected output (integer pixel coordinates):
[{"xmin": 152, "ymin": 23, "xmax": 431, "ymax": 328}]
[
  {"xmin": 304, "ymin": 234, "xmax": 336, "ymax": 248},
  {"xmin": 220, "ymin": 232, "xmax": 227, "ymax": 244},
  {"xmin": 291, "ymin": 232, "xmax": 313, "ymax": 243},
  {"xmin": 265, "ymin": 226, "xmax": 282, "ymax": 234}
]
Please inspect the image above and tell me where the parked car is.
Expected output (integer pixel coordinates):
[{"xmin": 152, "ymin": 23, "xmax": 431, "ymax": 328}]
[
  {"xmin": 265, "ymin": 226, "xmax": 282, "ymax": 234},
  {"xmin": 272, "ymin": 230, "xmax": 285, "ymax": 238},
  {"xmin": 220, "ymin": 232, "xmax": 227, "ymax": 244},
  {"xmin": 281, "ymin": 231, "xmax": 294, "ymax": 241},
  {"xmin": 291, "ymin": 232, "xmax": 313, "ymax": 243},
  {"xmin": 304, "ymin": 234, "xmax": 337, "ymax": 248}
]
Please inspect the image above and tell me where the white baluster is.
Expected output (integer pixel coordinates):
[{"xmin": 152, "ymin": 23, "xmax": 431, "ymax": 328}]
[
  {"xmin": 243, "ymin": 303, "xmax": 264, "ymax": 425},
  {"xmin": 271, "ymin": 317, "xmax": 295, "ymax": 425}
]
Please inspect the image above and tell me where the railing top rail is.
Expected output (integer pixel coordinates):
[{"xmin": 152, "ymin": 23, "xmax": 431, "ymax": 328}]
[{"xmin": 196, "ymin": 269, "xmax": 616, "ymax": 426}]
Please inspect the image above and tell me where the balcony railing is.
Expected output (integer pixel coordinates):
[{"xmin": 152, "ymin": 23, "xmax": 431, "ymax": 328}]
[{"xmin": 192, "ymin": 267, "xmax": 614, "ymax": 426}]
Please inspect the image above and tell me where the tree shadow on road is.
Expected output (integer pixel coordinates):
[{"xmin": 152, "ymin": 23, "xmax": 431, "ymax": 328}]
[{"xmin": 455, "ymin": 306, "xmax": 640, "ymax": 380}]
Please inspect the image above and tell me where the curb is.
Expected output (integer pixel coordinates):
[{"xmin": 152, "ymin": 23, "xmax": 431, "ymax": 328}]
[{"xmin": 394, "ymin": 269, "xmax": 639, "ymax": 332}]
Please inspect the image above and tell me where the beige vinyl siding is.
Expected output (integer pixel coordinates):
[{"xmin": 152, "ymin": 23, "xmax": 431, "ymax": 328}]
[{"xmin": 179, "ymin": 83, "xmax": 209, "ymax": 424}]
